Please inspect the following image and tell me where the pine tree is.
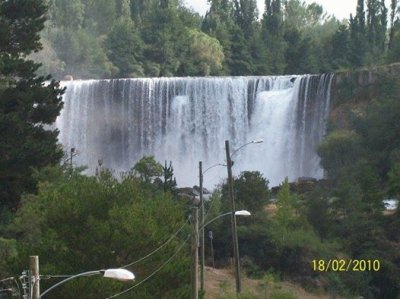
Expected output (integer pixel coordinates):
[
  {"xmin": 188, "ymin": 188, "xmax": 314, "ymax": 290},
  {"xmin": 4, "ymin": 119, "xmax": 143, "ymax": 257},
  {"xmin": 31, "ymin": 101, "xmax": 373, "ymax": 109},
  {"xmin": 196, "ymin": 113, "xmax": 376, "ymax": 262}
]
[
  {"xmin": 349, "ymin": 0, "xmax": 368, "ymax": 67},
  {"xmin": 0, "ymin": 0, "xmax": 64, "ymax": 210},
  {"xmin": 262, "ymin": 0, "xmax": 287, "ymax": 74}
]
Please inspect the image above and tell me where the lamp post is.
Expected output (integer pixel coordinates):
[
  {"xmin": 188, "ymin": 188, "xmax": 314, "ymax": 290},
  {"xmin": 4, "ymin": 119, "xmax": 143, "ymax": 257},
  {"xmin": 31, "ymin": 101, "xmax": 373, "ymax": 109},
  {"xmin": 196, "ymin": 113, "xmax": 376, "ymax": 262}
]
[
  {"xmin": 39, "ymin": 268, "xmax": 135, "ymax": 298},
  {"xmin": 193, "ymin": 210, "xmax": 251, "ymax": 298},
  {"xmin": 201, "ymin": 210, "xmax": 251, "ymax": 229},
  {"xmin": 225, "ymin": 139, "xmax": 263, "ymax": 294},
  {"xmin": 199, "ymin": 162, "xmax": 225, "ymax": 293}
]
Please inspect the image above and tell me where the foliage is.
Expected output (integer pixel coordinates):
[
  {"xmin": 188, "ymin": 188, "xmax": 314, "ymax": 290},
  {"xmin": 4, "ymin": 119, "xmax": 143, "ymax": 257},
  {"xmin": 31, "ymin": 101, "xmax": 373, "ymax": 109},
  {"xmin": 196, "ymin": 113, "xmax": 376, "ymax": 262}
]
[
  {"xmin": 315, "ymin": 74, "xmax": 400, "ymax": 297},
  {"xmin": 23, "ymin": 0, "xmax": 400, "ymax": 78},
  {"xmin": 132, "ymin": 155, "xmax": 163, "ymax": 183},
  {"xmin": 5, "ymin": 166, "xmax": 190, "ymax": 298},
  {"xmin": 0, "ymin": 0, "xmax": 64, "ymax": 210},
  {"xmin": 163, "ymin": 160, "xmax": 177, "ymax": 194},
  {"xmin": 105, "ymin": 17, "xmax": 144, "ymax": 78},
  {"xmin": 221, "ymin": 171, "xmax": 270, "ymax": 213},
  {"xmin": 185, "ymin": 29, "xmax": 224, "ymax": 75}
]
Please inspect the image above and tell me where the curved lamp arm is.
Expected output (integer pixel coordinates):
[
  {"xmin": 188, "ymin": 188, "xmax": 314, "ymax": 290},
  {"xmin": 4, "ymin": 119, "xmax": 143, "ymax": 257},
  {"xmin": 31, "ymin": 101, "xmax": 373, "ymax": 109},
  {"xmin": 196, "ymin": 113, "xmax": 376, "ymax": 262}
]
[
  {"xmin": 230, "ymin": 139, "xmax": 263, "ymax": 158},
  {"xmin": 200, "ymin": 210, "xmax": 251, "ymax": 231},
  {"xmin": 40, "ymin": 269, "xmax": 134, "ymax": 298}
]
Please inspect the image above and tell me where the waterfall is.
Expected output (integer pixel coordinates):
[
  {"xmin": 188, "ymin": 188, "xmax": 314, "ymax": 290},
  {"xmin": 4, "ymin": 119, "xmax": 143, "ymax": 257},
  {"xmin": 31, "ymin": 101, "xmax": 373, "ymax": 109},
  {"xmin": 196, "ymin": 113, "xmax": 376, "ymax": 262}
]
[{"xmin": 56, "ymin": 75, "xmax": 333, "ymax": 187}]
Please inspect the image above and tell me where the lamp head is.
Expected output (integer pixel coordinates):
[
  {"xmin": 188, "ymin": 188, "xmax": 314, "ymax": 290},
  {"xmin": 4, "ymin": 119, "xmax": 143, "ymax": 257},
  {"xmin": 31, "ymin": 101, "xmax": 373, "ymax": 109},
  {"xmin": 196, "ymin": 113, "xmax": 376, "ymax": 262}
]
[
  {"xmin": 234, "ymin": 210, "xmax": 251, "ymax": 216},
  {"xmin": 251, "ymin": 139, "xmax": 263, "ymax": 144},
  {"xmin": 103, "ymin": 269, "xmax": 135, "ymax": 281}
]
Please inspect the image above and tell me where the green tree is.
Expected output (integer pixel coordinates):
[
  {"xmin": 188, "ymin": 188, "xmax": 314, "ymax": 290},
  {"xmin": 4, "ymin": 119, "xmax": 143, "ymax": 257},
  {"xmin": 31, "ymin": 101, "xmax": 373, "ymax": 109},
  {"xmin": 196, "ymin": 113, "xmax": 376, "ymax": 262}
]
[
  {"xmin": 349, "ymin": 0, "xmax": 368, "ymax": 67},
  {"xmin": 387, "ymin": 30, "xmax": 400, "ymax": 62},
  {"xmin": 49, "ymin": 27, "xmax": 117, "ymax": 78},
  {"xmin": 163, "ymin": 160, "xmax": 177, "ymax": 194},
  {"xmin": 317, "ymin": 130, "xmax": 362, "ymax": 181},
  {"xmin": 330, "ymin": 25, "xmax": 351, "ymax": 69},
  {"xmin": 7, "ymin": 167, "xmax": 190, "ymax": 298},
  {"xmin": 365, "ymin": 0, "xmax": 388, "ymax": 64},
  {"xmin": 234, "ymin": 171, "xmax": 270, "ymax": 212},
  {"xmin": 229, "ymin": 24, "xmax": 254, "ymax": 75},
  {"xmin": 262, "ymin": 0, "xmax": 287, "ymax": 74},
  {"xmin": 233, "ymin": 0, "xmax": 259, "ymax": 38},
  {"xmin": 0, "ymin": 0, "xmax": 64, "ymax": 210},
  {"xmin": 105, "ymin": 18, "xmax": 144, "ymax": 77},
  {"xmin": 202, "ymin": 0, "xmax": 236, "ymax": 74},
  {"xmin": 388, "ymin": 0, "xmax": 400, "ymax": 49},
  {"xmin": 141, "ymin": 5, "xmax": 186, "ymax": 76},
  {"xmin": 180, "ymin": 29, "xmax": 224, "ymax": 76},
  {"xmin": 133, "ymin": 156, "xmax": 163, "ymax": 183},
  {"xmin": 267, "ymin": 178, "xmax": 330, "ymax": 278}
]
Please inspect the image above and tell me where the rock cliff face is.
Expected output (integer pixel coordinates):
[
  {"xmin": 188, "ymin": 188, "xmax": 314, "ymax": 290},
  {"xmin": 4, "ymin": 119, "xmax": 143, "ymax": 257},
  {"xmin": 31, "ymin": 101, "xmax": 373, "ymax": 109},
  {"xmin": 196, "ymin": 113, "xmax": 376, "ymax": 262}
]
[{"xmin": 329, "ymin": 63, "xmax": 400, "ymax": 130}]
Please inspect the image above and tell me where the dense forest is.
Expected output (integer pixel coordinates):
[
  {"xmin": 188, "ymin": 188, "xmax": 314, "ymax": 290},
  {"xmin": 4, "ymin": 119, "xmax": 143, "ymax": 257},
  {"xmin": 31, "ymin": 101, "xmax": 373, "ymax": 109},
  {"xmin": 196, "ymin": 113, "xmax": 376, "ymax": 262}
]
[
  {"xmin": 31, "ymin": 0, "xmax": 400, "ymax": 79},
  {"xmin": 0, "ymin": 0, "xmax": 400, "ymax": 298}
]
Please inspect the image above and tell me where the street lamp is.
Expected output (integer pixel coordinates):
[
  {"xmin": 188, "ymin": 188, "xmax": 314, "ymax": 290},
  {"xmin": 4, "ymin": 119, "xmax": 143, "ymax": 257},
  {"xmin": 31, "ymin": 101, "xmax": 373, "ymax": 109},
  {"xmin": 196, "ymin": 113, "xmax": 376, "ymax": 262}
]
[
  {"xmin": 225, "ymin": 139, "xmax": 263, "ymax": 294},
  {"xmin": 199, "ymin": 162, "xmax": 225, "ymax": 293},
  {"xmin": 192, "ymin": 208, "xmax": 251, "ymax": 299},
  {"xmin": 39, "ymin": 268, "xmax": 135, "ymax": 298},
  {"xmin": 201, "ymin": 210, "xmax": 251, "ymax": 229}
]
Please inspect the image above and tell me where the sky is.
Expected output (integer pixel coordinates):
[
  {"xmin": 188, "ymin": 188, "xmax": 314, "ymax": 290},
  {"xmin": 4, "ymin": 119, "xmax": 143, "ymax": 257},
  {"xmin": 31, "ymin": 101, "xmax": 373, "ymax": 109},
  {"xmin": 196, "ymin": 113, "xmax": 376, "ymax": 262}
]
[{"xmin": 183, "ymin": 0, "xmax": 392, "ymax": 21}]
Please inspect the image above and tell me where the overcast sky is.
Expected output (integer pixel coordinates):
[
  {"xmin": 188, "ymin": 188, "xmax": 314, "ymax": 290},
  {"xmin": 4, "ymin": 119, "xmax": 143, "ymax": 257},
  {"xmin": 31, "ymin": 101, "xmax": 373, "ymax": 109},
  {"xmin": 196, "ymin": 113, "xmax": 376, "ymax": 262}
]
[{"xmin": 183, "ymin": 0, "xmax": 392, "ymax": 21}]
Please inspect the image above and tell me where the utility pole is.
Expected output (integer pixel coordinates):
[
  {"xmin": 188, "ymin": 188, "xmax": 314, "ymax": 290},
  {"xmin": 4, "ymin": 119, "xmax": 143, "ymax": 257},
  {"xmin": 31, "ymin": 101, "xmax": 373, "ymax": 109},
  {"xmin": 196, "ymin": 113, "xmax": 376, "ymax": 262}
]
[
  {"xmin": 70, "ymin": 148, "xmax": 75, "ymax": 168},
  {"xmin": 199, "ymin": 161, "xmax": 205, "ymax": 293},
  {"xmin": 225, "ymin": 140, "xmax": 241, "ymax": 293},
  {"xmin": 191, "ymin": 207, "xmax": 199, "ymax": 299},
  {"xmin": 30, "ymin": 256, "xmax": 40, "ymax": 299}
]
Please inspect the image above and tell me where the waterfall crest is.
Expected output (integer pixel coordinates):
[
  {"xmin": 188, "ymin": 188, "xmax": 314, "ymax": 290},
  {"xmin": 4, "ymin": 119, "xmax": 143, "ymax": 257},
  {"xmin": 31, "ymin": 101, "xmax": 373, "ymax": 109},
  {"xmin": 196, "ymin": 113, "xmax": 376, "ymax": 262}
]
[{"xmin": 57, "ymin": 75, "xmax": 333, "ymax": 187}]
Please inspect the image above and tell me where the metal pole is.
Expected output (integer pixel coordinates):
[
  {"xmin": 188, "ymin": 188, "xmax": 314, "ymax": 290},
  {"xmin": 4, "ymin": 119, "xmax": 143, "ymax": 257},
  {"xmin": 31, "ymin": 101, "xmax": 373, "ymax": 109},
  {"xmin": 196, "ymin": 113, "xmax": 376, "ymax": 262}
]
[
  {"xmin": 39, "ymin": 271, "xmax": 101, "ymax": 298},
  {"xmin": 70, "ymin": 148, "xmax": 75, "ymax": 168},
  {"xmin": 209, "ymin": 230, "xmax": 215, "ymax": 268},
  {"xmin": 30, "ymin": 256, "xmax": 40, "ymax": 299},
  {"xmin": 225, "ymin": 140, "xmax": 241, "ymax": 293},
  {"xmin": 191, "ymin": 207, "xmax": 199, "ymax": 299},
  {"xmin": 199, "ymin": 161, "xmax": 205, "ymax": 292}
]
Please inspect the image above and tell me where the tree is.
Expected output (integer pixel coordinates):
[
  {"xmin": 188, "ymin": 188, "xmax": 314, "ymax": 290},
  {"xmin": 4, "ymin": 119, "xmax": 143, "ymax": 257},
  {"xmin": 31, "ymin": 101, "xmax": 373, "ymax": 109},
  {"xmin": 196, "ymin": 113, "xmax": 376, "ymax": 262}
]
[
  {"xmin": 365, "ymin": 0, "xmax": 388, "ymax": 63},
  {"xmin": 330, "ymin": 25, "xmax": 351, "ymax": 69},
  {"xmin": 233, "ymin": 0, "xmax": 259, "ymax": 38},
  {"xmin": 202, "ymin": 0, "xmax": 236, "ymax": 74},
  {"xmin": 267, "ymin": 178, "xmax": 329, "ymax": 279},
  {"xmin": 349, "ymin": 0, "xmax": 368, "ymax": 67},
  {"xmin": 388, "ymin": 0, "xmax": 400, "ymax": 49},
  {"xmin": 163, "ymin": 160, "xmax": 177, "ymax": 194},
  {"xmin": 0, "ymin": 0, "xmax": 64, "ymax": 210},
  {"xmin": 387, "ymin": 30, "xmax": 400, "ymax": 62},
  {"xmin": 6, "ymin": 166, "xmax": 190, "ymax": 298},
  {"xmin": 133, "ymin": 155, "xmax": 163, "ymax": 183},
  {"xmin": 180, "ymin": 29, "xmax": 224, "ymax": 76},
  {"xmin": 105, "ymin": 18, "xmax": 144, "ymax": 77},
  {"xmin": 220, "ymin": 171, "xmax": 270, "ymax": 213},
  {"xmin": 262, "ymin": 0, "xmax": 287, "ymax": 74}
]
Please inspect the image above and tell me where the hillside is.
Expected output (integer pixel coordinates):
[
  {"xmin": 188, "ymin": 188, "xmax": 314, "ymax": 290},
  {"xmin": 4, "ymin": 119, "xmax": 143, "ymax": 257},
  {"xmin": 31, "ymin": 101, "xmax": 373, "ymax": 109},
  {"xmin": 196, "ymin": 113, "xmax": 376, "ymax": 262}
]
[{"xmin": 204, "ymin": 266, "xmax": 338, "ymax": 299}]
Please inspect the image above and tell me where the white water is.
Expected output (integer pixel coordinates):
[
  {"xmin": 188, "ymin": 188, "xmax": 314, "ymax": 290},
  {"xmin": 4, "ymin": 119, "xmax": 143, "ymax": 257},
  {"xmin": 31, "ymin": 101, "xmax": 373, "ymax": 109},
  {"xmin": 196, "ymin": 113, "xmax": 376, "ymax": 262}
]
[{"xmin": 56, "ymin": 75, "xmax": 333, "ymax": 188}]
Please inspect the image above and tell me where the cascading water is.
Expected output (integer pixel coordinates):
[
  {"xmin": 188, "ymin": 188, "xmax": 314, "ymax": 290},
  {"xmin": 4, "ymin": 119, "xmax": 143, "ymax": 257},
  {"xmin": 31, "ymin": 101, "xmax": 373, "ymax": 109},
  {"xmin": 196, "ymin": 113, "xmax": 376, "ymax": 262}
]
[{"xmin": 56, "ymin": 75, "xmax": 333, "ymax": 188}]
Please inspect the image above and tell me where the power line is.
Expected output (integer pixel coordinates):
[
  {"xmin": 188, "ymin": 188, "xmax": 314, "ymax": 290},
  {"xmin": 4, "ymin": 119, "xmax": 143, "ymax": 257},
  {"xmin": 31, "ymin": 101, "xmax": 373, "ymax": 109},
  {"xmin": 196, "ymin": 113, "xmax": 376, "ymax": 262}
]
[
  {"xmin": 104, "ymin": 235, "xmax": 190, "ymax": 299},
  {"xmin": 121, "ymin": 220, "xmax": 189, "ymax": 269},
  {"xmin": 12, "ymin": 277, "xmax": 22, "ymax": 299},
  {"xmin": 0, "ymin": 277, "xmax": 22, "ymax": 298}
]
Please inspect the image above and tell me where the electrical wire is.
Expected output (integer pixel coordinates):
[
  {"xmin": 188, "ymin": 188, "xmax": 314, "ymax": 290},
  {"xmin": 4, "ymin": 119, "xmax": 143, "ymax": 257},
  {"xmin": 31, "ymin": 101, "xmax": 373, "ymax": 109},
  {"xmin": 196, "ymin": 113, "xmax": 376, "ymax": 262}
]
[
  {"xmin": 120, "ymin": 220, "xmax": 189, "ymax": 269},
  {"xmin": 104, "ymin": 235, "xmax": 190, "ymax": 299},
  {"xmin": 38, "ymin": 221, "xmax": 189, "ymax": 281},
  {"xmin": 12, "ymin": 278, "xmax": 22, "ymax": 299},
  {"xmin": 39, "ymin": 275, "xmax": 74, "ymax": 280},
  {"xmin": 0, "ymin": 277, "xmax": 22, "ymax": 298}
]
